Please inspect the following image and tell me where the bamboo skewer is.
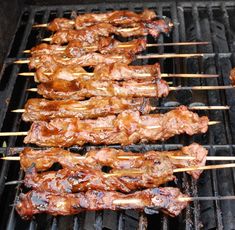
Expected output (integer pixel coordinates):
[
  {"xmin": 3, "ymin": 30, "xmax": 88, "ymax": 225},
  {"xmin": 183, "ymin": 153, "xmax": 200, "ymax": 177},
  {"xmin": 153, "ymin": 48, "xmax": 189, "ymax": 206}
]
[
  {"xmin": 2, "ymin": 155, "xmax": 235, "ymax": 161},
  {"xmin": 0, "ymin": 132, "xmax": 29, "ymax": 136},
  {"xmin": 25, "ymin": 85, "xmax": 235, "ymax": 92},
  {"xmin": 33, "ymin": 23, "xmax": 52, "ymax": 28},
  {"xmin": 152, "ymin": 106, "xmax": 230, "ymax": 110},
  {"xmin": 113, "ymin": 196, "xmax": 235, "ymax": 204},
  {"xmin": 13, "ymin": 53, "xmax": 204, "ymax": 65},
  {"xmin": 173, "ymin": 163, "xmax": 235, "ymax": 173},
  {"xmin": 0, "ymin": 121, "xmax": 222, "ymax": 137},
  {"xmin": 108, "ymin": 163, "xmax": 235, "ymax": 177},
  {"xmin": 18, "ymin": 72, "xmax": 219, "ymax": 78},
  {"xmin": 11, "ymin": 105, "xmax": 230, "ymax": 114},
  {"xmin": 23, "ymin": 41, "xmax": 211, "ymax": 53},
  {"xmin": 170, "ymin": 86, "xmax": 235, "ymax": 91},
  {"xmin": 1, "ymin": 156, "xmax": 20, "ymax": 160},
  {"xmin": 177, "ymin": 196, "xmax": 235, "ymax": 202}
]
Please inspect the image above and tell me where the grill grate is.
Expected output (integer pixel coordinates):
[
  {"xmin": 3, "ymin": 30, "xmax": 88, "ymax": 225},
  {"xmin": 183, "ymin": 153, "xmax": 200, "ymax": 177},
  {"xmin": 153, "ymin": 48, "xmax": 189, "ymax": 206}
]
[{"xmin": 0, "ymin": 1, "xmax": 235, "ymax": 230}]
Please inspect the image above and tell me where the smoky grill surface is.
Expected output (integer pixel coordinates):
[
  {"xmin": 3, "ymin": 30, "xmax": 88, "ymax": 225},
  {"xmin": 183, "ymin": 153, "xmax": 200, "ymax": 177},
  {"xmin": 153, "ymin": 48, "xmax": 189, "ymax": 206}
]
[{"xmin": 0, "ymin": 1, "xmax": 235, "ymax": 230}]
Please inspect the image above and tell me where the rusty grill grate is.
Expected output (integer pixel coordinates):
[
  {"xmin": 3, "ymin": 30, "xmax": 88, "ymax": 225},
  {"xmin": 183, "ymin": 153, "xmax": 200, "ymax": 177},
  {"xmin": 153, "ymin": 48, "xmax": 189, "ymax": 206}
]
[{"xmin": 0, "ymin": 1, "xmax": 235, "ymax": 230}]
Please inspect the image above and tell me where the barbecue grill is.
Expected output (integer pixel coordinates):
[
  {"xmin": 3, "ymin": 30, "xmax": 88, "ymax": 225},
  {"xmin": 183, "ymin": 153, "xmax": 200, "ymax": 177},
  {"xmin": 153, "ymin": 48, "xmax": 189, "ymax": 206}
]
[{"xmin": 0, "ymin": 0, "xmax": 235, "ymax": 229}]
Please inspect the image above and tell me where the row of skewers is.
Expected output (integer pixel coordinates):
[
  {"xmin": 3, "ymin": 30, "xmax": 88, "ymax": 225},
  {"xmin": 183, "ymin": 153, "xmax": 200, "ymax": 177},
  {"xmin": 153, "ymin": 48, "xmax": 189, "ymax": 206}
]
[{"xmin": 2, "ymin": 9, "xmax": 235, "ymax": 220}]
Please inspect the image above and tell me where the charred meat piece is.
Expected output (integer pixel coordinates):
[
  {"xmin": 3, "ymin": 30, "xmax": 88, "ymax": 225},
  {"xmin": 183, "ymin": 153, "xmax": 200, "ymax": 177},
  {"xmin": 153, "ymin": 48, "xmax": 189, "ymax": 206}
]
[
  {"xmin": 50, "ymin": 19, "xmax": 173, "ymax": 45},
  {"xmin": 22, "ymin": 97, "xmax": 151, "ymax": 122},
  {"xmin": 37, "ymin": 78, "xmax": 169, "ymax": 100},
  {"xmin": 24, "ymin": 106, "xmax": 209, "ymax": 147},
  {"xmin": 34, "ymin": 63, "xmax": 161, "ymax": 83},
  {"xmin": 48, "ymin": 9, "xmax": 157, "ymax": 31},
  {"xmin": 20, "ymin": 143, "xmax": 208, "ymax": 179},
  {"xmin": 30, "ymin": 38, "xmax": 147, "ymax": 58},
  {"xmin": 29, "ymin": 53, "xmax": 133, "ymax": 70},
  {"xmin": 16, "ymin": 187, "xmax": 189, "ymax": 219}
]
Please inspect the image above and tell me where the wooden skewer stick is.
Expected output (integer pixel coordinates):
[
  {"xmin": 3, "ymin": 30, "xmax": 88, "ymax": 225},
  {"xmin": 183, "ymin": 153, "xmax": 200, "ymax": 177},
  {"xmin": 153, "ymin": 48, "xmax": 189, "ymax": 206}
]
[
  {"xmin": 11, "ymin": 105, "xmax": 230, "ymax": 114},
  {"xmin": 26, "ymin": 85, "xmax": 235, "ymax": 93},
  {"xmin": 71, "ymin": 162, "xmax": 235, "ymax": 178},
  {"xmin": 5, "ymin": 180, "xmax": 23, "ymax": 185},
  {"xmin": 14, "ymin": 53, "xmax": 204, "ymax": 64},
  {"xmin": 23, "ymin": 41, "xmax": 211, "ymax": 53},
  {"xmin": 177, "ymin": 196, "xmax": 235, "ymax": 202},
  {"xmin": 12, "ymin": 109, "xmax": 26, "ymax": 113},
  {"xmin": 169, "ymin": 85, "xmax": 235, "ymax": 90},
  {"xmin": 1, "ymin": 156, "xmax": 21, "ymax": 160},
  {"xmin": 0, "ymin": 132, "xmax": 29, "ymax": 136},
  {"xmin": 33, "ymin": 23, "xmax": 51, "ymax": 28},
  {"xmin": 113, "ymin": 196, "xmax": 235, "ymax": 204},
  {"xmin": 14, "ymin": 60, "xmax": 30, "ymax": 64},
  {"xmin": 32, "ymin": 21, "xmax": 75, "ymax": 28},
  {"xmin": 153, "ymin": 106, "xmax": 230, "ymax": 110},
  {"xmin": 2, "ymin": 155, "xmax": 235, "ymax": 161},
  {"xmin": 0, "ymin": 121, "xmax": 221, "ymax": 137},
  {"xmin": 173, "ymin": 163, "xmax": 235, "ymax": 173},
  {"xmin": 18, "ymin": 72, "xmax": 219, "ymax": 78}
]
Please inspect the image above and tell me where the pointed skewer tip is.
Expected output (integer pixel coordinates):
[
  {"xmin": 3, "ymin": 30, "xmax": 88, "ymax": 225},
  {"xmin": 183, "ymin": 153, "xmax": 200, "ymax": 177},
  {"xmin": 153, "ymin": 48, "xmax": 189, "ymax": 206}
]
[{"xmin": 32, "ymin": 23, "xmax": 48, "ymax": 28}]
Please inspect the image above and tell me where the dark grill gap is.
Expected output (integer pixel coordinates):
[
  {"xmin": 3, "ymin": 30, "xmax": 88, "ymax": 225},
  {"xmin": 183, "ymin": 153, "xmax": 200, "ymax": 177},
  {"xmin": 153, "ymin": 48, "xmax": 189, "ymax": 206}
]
[{"xmin": 0, "ymin": 1, "xmax": 234, "ymax": 230}]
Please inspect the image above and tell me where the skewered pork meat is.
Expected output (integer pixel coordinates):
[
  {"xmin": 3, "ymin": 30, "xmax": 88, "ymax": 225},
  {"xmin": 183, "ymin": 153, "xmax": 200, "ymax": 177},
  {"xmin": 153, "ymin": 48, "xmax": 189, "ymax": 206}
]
[
  {"xmin": 22, "ymin": 97, "xmax": 151, "ymax": 121},
  {"xmin": 23, "ymin": 157, "xmax": 175, "ymax": 193},
  {"xmin": 29, "ymin": 53, "xmax": 133, "ymax": 70},
  {"xmin": 20, "ymin": 143, "xmax": 207, "ymax": 179},
  {"xmin": 34, "ymin": 62, "xmax": 161, "ymax": 83},
  {"xmin": 21, "ymin": 144, "xmax": 207, "ymax": 194},
  {"xmin": 30, "ymin": 38, "xmax": 147, "ymax": 58},
  {"xmin": 16, "ymin": 187, "xmax": 189, "ymax": 219},
  {"xmin": 48, "ymin": 9, "xmax": 157, "ymax": 31},
  {"xmin": 24, "ymin": 106, "xmax": 209, "ymax": 147},
  {"xmin": 49, "ymin": 19, "xmax": 172, "ymax": 45},
  {"xmin": 37, "ymin": 78, "xmax": 169, "ymax": 100}
]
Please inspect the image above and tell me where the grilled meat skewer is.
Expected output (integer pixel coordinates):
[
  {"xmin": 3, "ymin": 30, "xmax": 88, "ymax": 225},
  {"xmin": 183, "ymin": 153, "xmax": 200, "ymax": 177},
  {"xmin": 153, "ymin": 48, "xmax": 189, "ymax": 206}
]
[
  {"xmin": 28, "ymin": 53, "xmax": 133, "ymax": 70},
  {"xmin": 30, "ymin": 38, "xmax": 147, "ymax": 58},
  {"xmin": 22, "ymin": 144, "xmax": 207, "ymax": 194},
  {"xmin": 47, "ymin": 20, "xmax": 172, "ymax": 45},
  {"xmin": 36, "ymin": 78, "xmax": 169, "ymax": 100},
  {"xmin": 23, "ymin": 158, "xmax": 176, "ymax": 193},
  {"xmin": 20, "ymin": 143, "xmax": 207, "ymax": 179},
  {"xmin": 33, "ymin": 62, "xmax": 161, "ymax": 83},
  {"xmin": 46, "ymin": 9, "xmax": 157, "ymax": 31},
  {"xmin": 22, "ymin": 97, "xmax": 151, "ymax": 122},
  {"xmin": 22, "ymin": 63, "xmax": 218, "ymax": 84},
  {"xmin": 24, "ymin": 106, "xmax": 209, "ymax": 147},
  {"xmin": 16, "ymin": 187, "xmax": 188, "ymax": 219},
  {"xmin": 23, "ymin": 157, "xmax": 192, "ymax": 193}
]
